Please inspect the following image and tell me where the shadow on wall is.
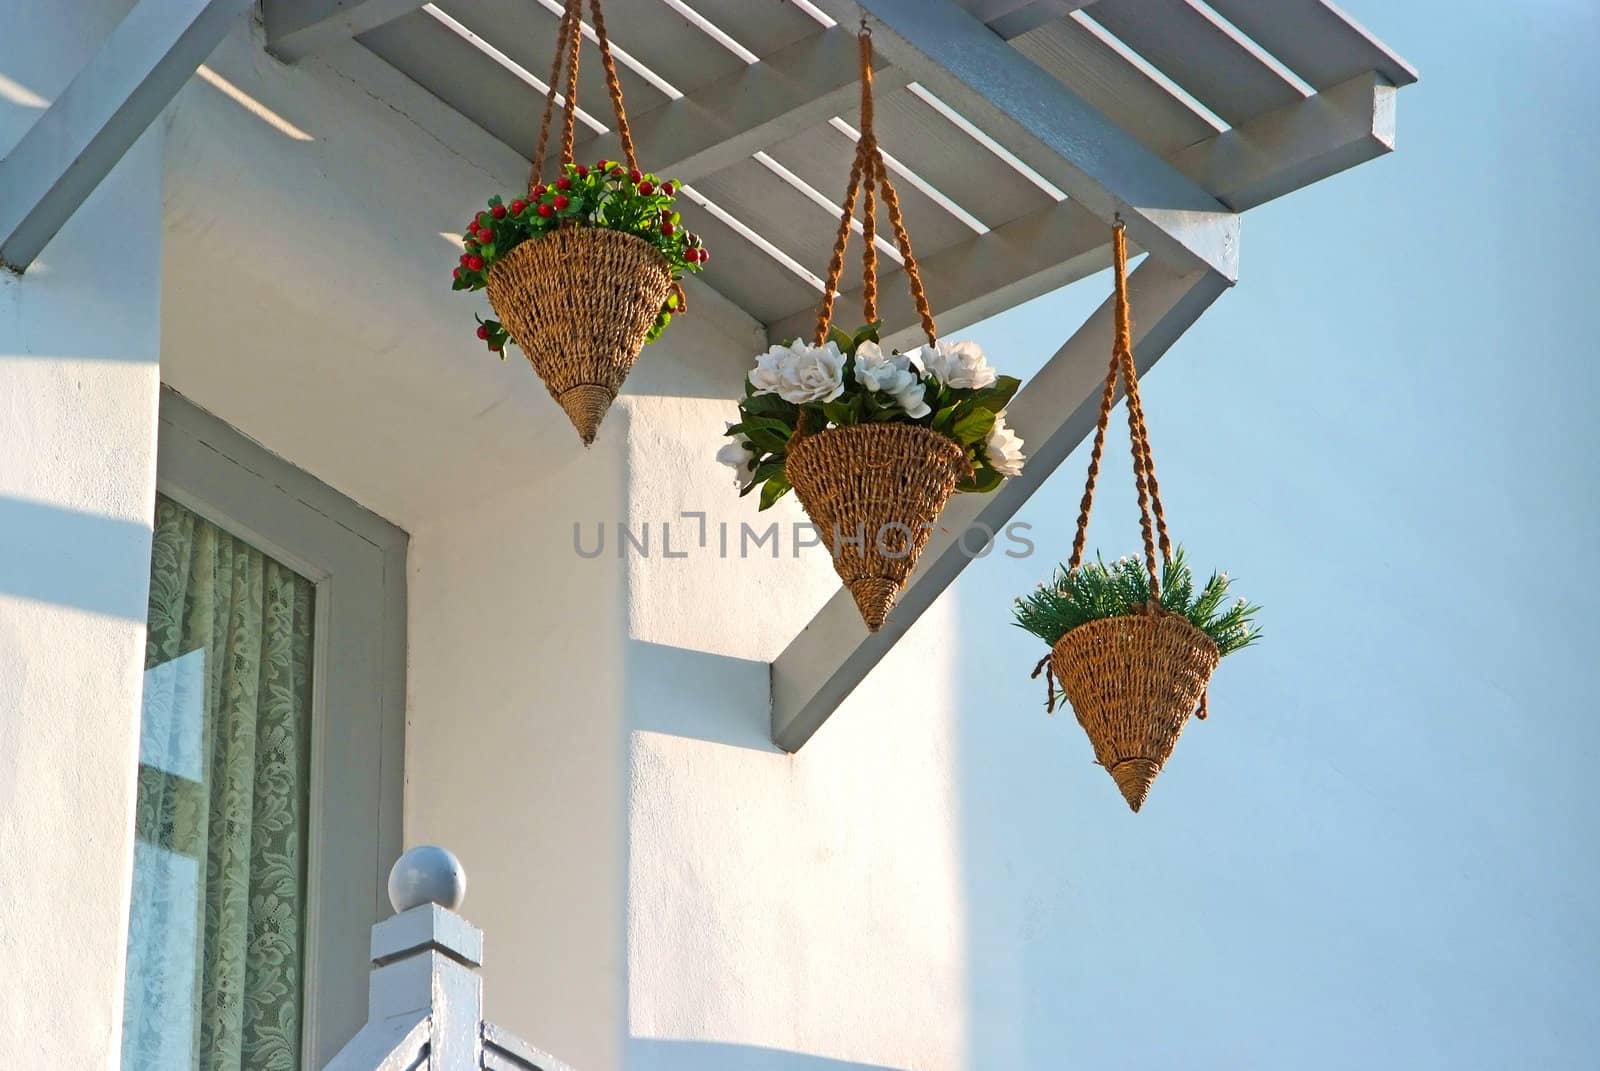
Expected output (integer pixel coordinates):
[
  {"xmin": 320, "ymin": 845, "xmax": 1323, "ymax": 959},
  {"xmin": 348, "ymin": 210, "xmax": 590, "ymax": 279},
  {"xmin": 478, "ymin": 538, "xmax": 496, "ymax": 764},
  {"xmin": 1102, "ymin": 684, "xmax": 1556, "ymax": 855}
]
[
  {"xmin": 628, "ymin": 1039, "xmax": 905, "ymax": 1071},
  {"xmin": 625, "ymin": 639, "xmax": 777, "ymax": 753},
  {"xmin": 0, "ymin": 496, "xmax": 151, "ymax": 620}
]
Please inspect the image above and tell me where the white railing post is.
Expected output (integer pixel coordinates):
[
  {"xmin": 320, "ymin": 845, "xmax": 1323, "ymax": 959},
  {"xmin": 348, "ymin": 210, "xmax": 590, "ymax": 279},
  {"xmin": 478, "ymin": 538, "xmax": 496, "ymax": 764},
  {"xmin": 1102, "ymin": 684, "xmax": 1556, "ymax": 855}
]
[{"xmin": 323, "ymin": 846, "xmax": 576, "ymax": 1071}]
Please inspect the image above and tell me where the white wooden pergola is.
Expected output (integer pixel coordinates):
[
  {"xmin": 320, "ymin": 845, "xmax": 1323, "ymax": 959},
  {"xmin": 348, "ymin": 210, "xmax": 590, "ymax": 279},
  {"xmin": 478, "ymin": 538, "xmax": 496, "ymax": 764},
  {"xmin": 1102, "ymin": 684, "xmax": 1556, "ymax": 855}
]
[{"xmin": 0, "ymin": 0, "xmax": 1414, "ymax": 750}]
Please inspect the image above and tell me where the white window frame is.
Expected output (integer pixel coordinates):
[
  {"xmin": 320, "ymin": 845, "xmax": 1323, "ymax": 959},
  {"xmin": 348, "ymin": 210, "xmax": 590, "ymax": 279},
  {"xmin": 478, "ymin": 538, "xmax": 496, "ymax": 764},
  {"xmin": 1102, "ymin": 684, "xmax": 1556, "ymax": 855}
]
[{"xmin": 153, "ymin": 386, "xmax": 407, "ymax": 1068}]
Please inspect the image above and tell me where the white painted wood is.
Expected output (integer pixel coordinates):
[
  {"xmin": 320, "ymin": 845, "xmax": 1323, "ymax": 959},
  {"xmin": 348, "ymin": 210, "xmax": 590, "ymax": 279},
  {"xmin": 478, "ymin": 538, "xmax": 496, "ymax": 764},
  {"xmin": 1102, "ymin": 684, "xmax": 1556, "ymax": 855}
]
[
  {"xmin": 772, "ymin": 258, "xmax": 1228, "ymax": 751},
  {"xmin": 1009, "ymin": 14, "xmax": 1220, "ymax": 156},
  {"xmin": 767, "ymin": 67, "xmax": 1398, "ymax": 345},
  {"xmin": 265, "ymin": 0, "xmax": 427, "ymax": 61},
  {"xmin": 1167, "ymin": 71, "xmax": 1395, "ymax": 211},
  {"xmin": 572, "ymin": 27, "xmax": 906, "ymax": 183},
  {"xmin": 321, "ymin": 1012, "xmax": 432, "ymax": 1071},
  {"xmin": 157, "ymin": 388, "xmax": 407, "ymax": 1067},
  {"xmin": 0, "ymin": 0, "xmax": 253, "ymax": 272},
  {"xmin": 812, "ymin": 0, "xmax": 1239, "ymax": 282},
  {"xmin": 1084, "ymin": 0, "xmax": 1305, "ymax": 125},
  {"xmin": 982, "ymin": 1, "xmax": 1100, "ymax": 39},
  {"xmin": 483, "ymin": 1023, "xmax": 580, "ymax": 1071},
  {"xmin": 766, "ymin": 198, "xmax": 1110, "ymax": 349},
  {"xmin": 372, "ymin": 904, "xmax": 485, "ymax": 967},
  {"xmin": 1202, "ymin": 0, "xmax": 1419, "ymax": 90},
  {"xmin": 685, "ymin": 0, "xmax": 831, "ymax": 57}
]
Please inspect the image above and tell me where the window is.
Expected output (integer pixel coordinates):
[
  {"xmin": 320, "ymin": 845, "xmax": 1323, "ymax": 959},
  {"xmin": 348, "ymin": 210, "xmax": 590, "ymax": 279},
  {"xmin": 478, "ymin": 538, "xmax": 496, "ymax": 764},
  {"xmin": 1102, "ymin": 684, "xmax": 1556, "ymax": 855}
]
[{"xmin": 121, "ymin": 389, "xmax": 406, "ymax": 1069}]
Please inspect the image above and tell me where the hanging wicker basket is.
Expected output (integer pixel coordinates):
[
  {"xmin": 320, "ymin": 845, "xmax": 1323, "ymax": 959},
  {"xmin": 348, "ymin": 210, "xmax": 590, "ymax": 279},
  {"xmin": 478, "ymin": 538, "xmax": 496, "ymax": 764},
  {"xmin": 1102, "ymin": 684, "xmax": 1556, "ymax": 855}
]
[
  {"xmin": 1050, "ymin": 611, "xmax": 1219, "ymax": 812},
  {"xmin": 487, "ymin": 227, "xmax": 674, "ymax": 444},
  {"xmin": 787, "ymin": 423, "xmax": 963, "ymax": 630}
]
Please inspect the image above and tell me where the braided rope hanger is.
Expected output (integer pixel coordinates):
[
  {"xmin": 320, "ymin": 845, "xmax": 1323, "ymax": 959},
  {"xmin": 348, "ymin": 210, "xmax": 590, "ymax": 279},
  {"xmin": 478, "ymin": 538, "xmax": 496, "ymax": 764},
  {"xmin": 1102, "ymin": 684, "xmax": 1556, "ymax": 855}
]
[
  {"xmin": 1031, "ymin": 222, "xmax": 1207, "ymax": 720},
  {"xmin": 813, "ymin": 23, "xmax": 939, "ymax": 349},
  {"xmin": 530, "ymin": 0, "xmax": 640, "ymax": 191}
]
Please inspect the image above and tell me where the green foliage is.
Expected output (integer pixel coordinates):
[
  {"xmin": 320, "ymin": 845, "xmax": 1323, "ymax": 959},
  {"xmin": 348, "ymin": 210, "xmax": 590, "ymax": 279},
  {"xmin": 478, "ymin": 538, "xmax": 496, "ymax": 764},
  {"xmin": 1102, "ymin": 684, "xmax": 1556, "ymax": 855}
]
[
  {"xmin": 1012, "ymin": 546, "xmax": 1262, "ymax": 657},
  {"xmin": 450, "ymin": 161, "xmax": 707, "ymax": 355},
  {"xmin": 724, "ymin": 323, "xmax": 1023, "ymax": 508}
]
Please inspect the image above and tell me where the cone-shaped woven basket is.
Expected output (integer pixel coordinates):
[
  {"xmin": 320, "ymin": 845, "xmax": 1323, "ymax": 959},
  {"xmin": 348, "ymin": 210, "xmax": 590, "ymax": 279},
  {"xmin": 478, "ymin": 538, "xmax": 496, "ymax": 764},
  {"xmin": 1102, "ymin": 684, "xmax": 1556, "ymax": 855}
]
[
  {"xmin": 787, "ymin": 423, "xmax": 962, "ymax": 632},
  {"xmin": 1049, "ymin": 612, "xmax": 1219, "ymax": 811},
  {"xmin": 487, "ymin": 227, "xmax": 673, "ymax": 445}
]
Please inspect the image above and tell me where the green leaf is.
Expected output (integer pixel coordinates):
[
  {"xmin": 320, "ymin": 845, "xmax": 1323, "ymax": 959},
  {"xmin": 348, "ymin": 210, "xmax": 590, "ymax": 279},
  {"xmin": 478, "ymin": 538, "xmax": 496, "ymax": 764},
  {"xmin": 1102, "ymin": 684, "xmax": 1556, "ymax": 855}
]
[
  {"xmin": 822, "ymin": 400, "xmax": 857, "ymax": 427},
  {"xmin": 758, "ymin": 474, "xmax": 791, "ymax": 511},
  {"xmin": 853, "ymin": 321, "xmax": 882, "ymax": 346},
  {"xmin": 827, "ymin": 324, "xmax": 855, "ymax": 352},
  {"xmin": 957, "ymin": 465, "xmax": 1004, "ymax": 494},
  {"xmin": 930, "ymin": 402, "xmax": 959, "ymax": 434},
  {"xmin": 952, "ymin": 407, "xmax": 996, "ymax": 445}
]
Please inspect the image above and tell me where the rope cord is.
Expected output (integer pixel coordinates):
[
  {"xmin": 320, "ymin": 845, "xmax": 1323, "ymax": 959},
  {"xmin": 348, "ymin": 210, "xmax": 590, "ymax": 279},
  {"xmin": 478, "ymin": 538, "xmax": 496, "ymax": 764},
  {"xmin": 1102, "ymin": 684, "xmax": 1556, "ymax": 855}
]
[
  {"xmin": 1067, "ymin": 221, "xmax": 1173, "ymax": 599},
  {"xmin": 529, "ymin": 0, "xmax": 638, "ymax": 190},
  {"xmin": 812, "ymin": 23, "xmax": 938, "ymax": 347}
]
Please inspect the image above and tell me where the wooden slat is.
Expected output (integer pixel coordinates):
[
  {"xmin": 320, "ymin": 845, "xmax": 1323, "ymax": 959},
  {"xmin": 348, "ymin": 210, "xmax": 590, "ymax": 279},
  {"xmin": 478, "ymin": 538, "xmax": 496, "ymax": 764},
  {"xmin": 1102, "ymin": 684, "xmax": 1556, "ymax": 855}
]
[
  {"xmin": 768, "ymin": 63, "xmax": 1398, "ymax": 344},
  {"xmin": 359, "ymin": 10, "xmax": 548, "ymax": 159},
  {"xmin": 527, "ymin": 0, "xmax": 747, "ymax": 97},
  {"xmin": 265, "ymin": 0, "xmax": 425, "ymax": 60},
  {"xmin": 572, "ymin": 27, "xmax": 904, "ymax": 183},
  {"xmin": 857, "ymin": 85, "xmax": 1051, "ymax": 229},
  {"xmin": 1010, "ymin": 14, "xmax": 1220, "ymax": 156},
  {"xmin": 670, "ymin": 200, "xmax": 820, "ymax": 324},
  {"xmin": 686, "ymin": 0, "xmax": 828, "ymax": 57},
  {"xmin": 772, "ymin": 257, "xmax": 1229, "ymax": 751},
  {"xmin": 1086, "ymin": 0, "xmax": 1305, "ymax": 125},
  {"xmin": 767, "ymin": 198, "xmax": 1113, "ymax": 351},
  {"xmin": 439, "ymin": 0, "xmax": 671, "ymax": 132},
  {"xmin": 761, "ymin": 115, "xmax": 975, "ymax": 259},
  {"xmin": 977, "ymin": 0, "xmax": 1098, "ymax": 39},
  {"xmin": 1202, "ymin": 0, "xmax": 1418, "ymax": 89},
  {"xmin": 689, "ymin": 158, "xmax": 846, "ymax": 291}
]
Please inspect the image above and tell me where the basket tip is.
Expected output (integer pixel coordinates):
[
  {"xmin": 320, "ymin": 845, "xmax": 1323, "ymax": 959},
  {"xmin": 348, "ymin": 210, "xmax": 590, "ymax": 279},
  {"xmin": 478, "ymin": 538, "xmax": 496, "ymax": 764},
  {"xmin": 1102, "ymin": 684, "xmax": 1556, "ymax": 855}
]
[
  {"xmin": 1110, "ymin": 758, "xmax": 1160, "ymax": 812},
  {"xmin": 848, "ymin": 577, "xmax": 900, "ymax": 632},
  {"xmin": 558, "ymin": 384, "xmax": 616, "ymax": 445}
]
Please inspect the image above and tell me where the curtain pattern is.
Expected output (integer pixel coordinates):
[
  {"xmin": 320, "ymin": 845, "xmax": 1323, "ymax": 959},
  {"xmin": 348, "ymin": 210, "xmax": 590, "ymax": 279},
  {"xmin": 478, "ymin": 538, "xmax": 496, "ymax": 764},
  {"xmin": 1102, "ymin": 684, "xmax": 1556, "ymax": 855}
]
[{"xmin": 122, "ymin": 494, "xmax": 314, "ymax": 1070}]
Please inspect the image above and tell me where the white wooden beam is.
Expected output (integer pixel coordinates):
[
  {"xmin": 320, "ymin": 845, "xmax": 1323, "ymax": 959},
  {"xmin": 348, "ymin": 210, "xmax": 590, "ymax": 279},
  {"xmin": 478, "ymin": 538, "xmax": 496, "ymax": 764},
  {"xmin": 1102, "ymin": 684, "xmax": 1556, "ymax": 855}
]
[
  {"xmin": 772, "ymin": 257, "xmax": 1228, "ymax": 751},
  {"xmin": 975, "ymin": 0, "xmax": 1100, "ymax": 40},
  {"xmin": 572, "ymin": 26, "xmax": 908, "ymax": 183},
  {"xmin": 0, "ymin": 0, "xmax": 253, "ymax": 273},
  {"xmin": 768, "ymin": 67, "xmax": 1397, "ymax": 346},
  {"xmin": 813, "ymin": 0, "xmax": 1238, "ymax": 281},
  {"xmin": 1168, "ymin": 70, "xmax": 1396, "ymax": 211},
  {"xmin": 264, "ymin": 0, "xmax": 427, "ymax": 62}
]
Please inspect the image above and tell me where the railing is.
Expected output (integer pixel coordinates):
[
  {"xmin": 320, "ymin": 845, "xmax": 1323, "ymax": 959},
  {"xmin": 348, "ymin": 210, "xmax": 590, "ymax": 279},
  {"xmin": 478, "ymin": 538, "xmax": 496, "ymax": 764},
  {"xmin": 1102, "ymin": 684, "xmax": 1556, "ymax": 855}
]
[{"xmin": 323, "ymin": 846, "xmax": 577, "ymax": 1071}]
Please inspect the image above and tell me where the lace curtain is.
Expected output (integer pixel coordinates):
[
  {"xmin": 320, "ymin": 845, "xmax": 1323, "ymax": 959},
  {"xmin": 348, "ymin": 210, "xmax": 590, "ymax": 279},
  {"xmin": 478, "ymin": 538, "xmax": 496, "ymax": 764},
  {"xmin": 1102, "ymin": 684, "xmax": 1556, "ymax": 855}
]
[{"xmin": 122, "ymin": 494, "xmax": 314, "ymax": 1070}]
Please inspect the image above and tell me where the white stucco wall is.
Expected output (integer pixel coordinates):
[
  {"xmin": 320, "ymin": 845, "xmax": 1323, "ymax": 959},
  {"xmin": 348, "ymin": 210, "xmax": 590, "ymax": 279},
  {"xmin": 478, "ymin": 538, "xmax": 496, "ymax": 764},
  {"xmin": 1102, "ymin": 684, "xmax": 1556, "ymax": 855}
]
[{"xmin": 0, "ymin": 2, "xmax": 164, "ymax": 1062}]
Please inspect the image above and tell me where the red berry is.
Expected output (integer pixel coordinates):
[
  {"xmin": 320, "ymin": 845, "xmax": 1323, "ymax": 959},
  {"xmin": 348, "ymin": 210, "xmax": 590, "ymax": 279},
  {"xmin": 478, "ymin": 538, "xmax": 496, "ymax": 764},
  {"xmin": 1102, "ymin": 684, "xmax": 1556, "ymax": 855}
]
[
  {"xmin": 697, "ymin": 248, "xmax": 709, "ymax": 264},
  {"xmin": 637, "ymin": 181, "xmax": 654, "ymax": 196},
  {"xmin": 510, "ymin": 199, "xmax": 526, "ymax": 215},
  {"xmin": 538, "ymin": 203, "xmax": 554, "ymax": 218},
  {"xmin": 661, "ymin": 181, "xmax": 675, "ymax": 196},
  {"xmin": 576, "ymin": 164, "xmax": 589, "ymax": 178},
  {"xmin": 554, "ymin": 194, "xmax": 570, "ymax": 210},
  {"xmin": 661, "ymin": 221, "xmax": 675, "ymax": 236},
  {"xmin": 595, "ymin": 159, "xmax": 608, "ymax": 170},
  {"xmin": 476, "ymin": 227, "xmax": 493, "ymax": 242},
  {"xmin": 453, "ymin": 267, "xmax": 463, "ymax": 278},
  {"xmin": 629, "ymin": 168, "xmax": 642, "ymax": 183},
  {"xmin": 476, "ymin": 324, "xmax": 489, "ymax": 340},
  {"xmin": 555, "ymin": 176, "xmax": 572, "ymax": 191},
  {"xmin": 489, "ymin": 340, "xmax": 503, "ymax": 352},
  {"xmin": 460, "ymin": 252, "xmax": 472, "ymax": 266},
  {"xmin": 491, "ymin": 204, "xmax": 507, "ymax": 219},
  {"xmin": 610, "ymin": 166, "xmax": 624, "ymax": 177},
  {"xmin": 466, "ymin": 254, "xmax": 485, "ymax": 271},
  {"xmin": 532, "ymin": 184, "xmax": 547, "ymax": 197}
]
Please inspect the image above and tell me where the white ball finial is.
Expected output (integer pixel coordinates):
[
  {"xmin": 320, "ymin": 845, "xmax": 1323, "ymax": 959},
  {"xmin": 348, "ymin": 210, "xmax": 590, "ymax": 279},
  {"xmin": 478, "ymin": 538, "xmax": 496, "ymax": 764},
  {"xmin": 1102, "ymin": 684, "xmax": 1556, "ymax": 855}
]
[{"xmin": 388, "ymin": 845, "xmax": 467, "ymax": 913}]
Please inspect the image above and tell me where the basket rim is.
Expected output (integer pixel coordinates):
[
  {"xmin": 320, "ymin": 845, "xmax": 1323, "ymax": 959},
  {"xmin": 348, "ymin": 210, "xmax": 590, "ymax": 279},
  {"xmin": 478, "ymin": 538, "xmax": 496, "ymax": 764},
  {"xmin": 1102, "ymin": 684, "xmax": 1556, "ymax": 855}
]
[
  {"xmin": 1050, "ymin": 608, "xmax": 1220, "ymax": 657},
  {"xmin": 487, "ymin": 224, "xmax": 672, "ymax": 278},
  {"xmin": 785, "ymin": 421, "xmax": 964, "ymax": 463}
]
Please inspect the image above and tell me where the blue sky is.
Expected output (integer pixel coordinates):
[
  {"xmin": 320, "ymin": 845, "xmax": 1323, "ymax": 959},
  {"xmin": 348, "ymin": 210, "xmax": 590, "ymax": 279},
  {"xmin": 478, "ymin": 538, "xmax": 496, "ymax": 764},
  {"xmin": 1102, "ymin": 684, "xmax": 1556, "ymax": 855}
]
[{"xmin": 949, "ymin": 2, "xmax": 1600, "ymax": 1066}]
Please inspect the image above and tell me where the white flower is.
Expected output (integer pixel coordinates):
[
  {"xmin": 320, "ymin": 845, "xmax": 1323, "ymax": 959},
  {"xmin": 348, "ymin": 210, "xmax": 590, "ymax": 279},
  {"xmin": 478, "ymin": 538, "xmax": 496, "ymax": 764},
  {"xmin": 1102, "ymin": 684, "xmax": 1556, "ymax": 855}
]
[
  {"xmin": 853, "ymin": 341, "xmax": 931, "ymax": 418},
  {"xmin": 913, "ymin": 338, "xmax": 996, "ymax": 390},
  {"xmin": 984, "ymin": 410, "xmax": 1025, "ymax": 478},
  {"xmin": 717, "ymin": 423, "xmax": 755, "ymax": 487},
  {"xmin": 748, "ymin": 339, "xmax": 846, "ymax": 404}
]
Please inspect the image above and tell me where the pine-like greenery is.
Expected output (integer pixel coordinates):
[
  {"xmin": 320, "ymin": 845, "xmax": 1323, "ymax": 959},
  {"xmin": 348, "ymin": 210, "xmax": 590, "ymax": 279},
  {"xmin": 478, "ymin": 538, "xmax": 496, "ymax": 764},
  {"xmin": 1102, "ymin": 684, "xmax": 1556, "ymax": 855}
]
[{"xmin": 1012, "ymin": 546, "xmax": 1261, "ymax": 656}]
